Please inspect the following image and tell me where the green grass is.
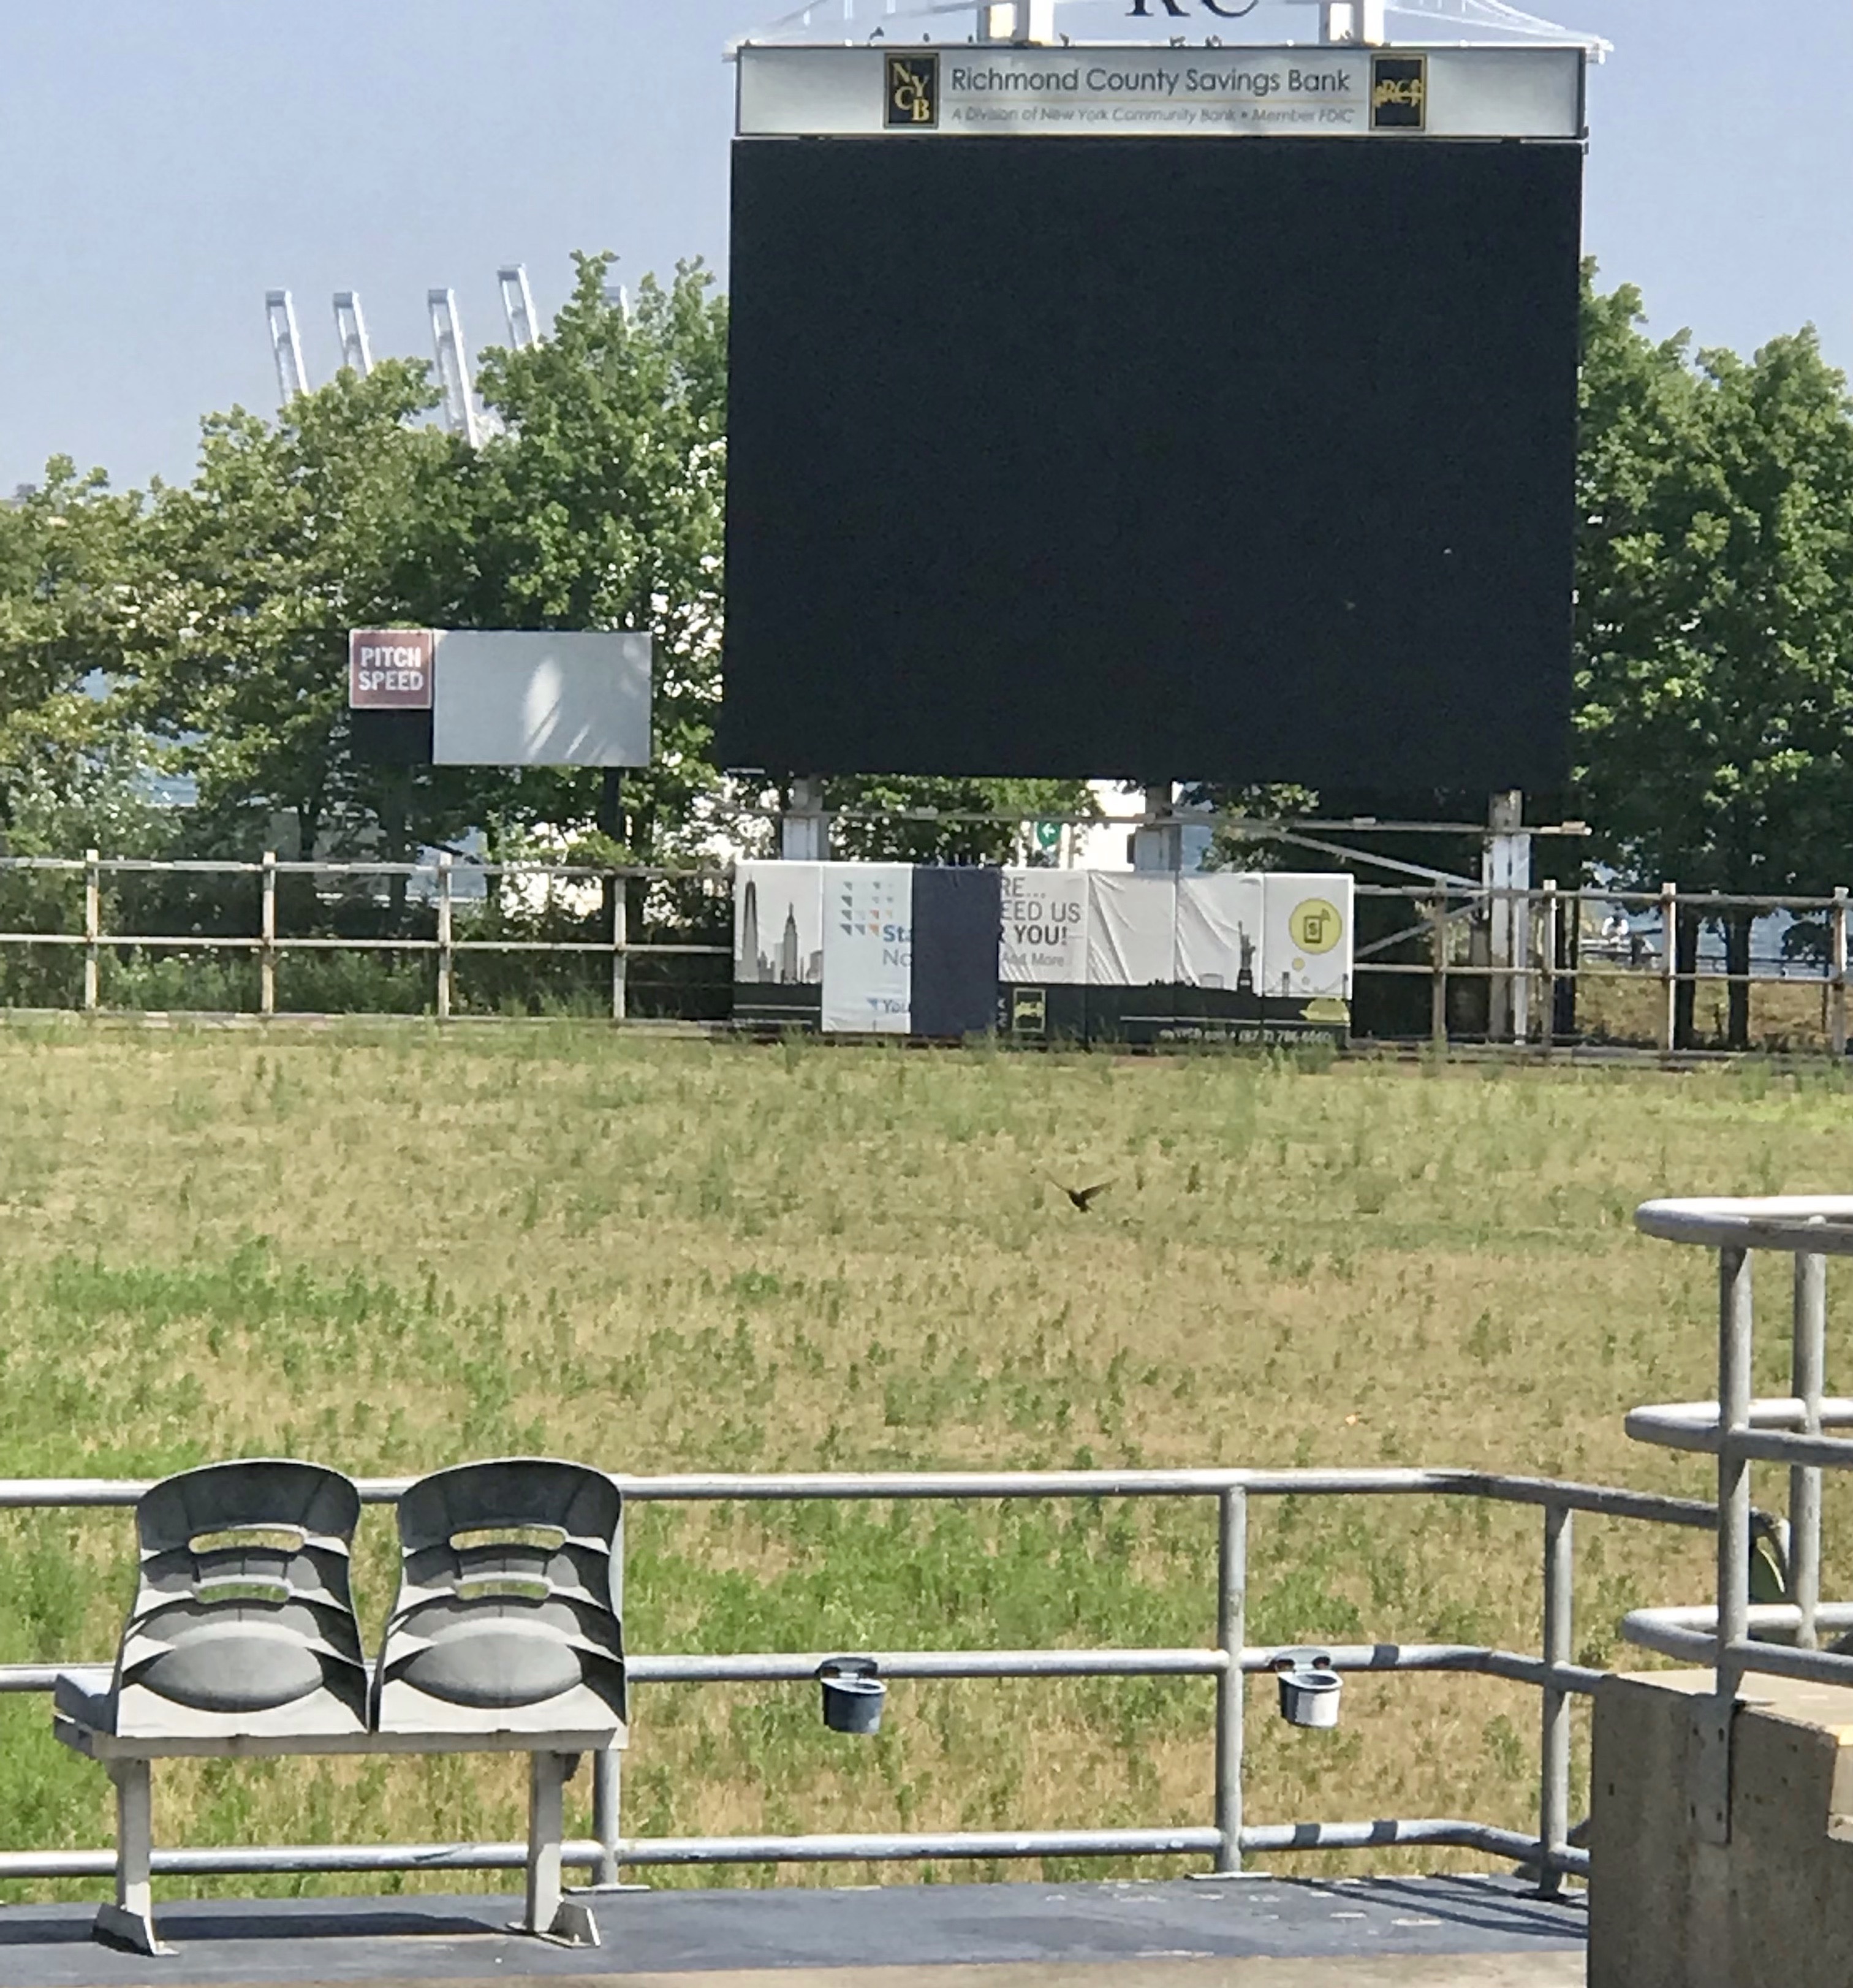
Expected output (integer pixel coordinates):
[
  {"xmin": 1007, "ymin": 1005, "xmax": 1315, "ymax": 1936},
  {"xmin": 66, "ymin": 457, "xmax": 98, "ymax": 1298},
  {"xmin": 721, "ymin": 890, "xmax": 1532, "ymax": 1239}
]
[{"xmin": 0, "ymin": 1025, "xmax": 1849, "ymax": 1899}]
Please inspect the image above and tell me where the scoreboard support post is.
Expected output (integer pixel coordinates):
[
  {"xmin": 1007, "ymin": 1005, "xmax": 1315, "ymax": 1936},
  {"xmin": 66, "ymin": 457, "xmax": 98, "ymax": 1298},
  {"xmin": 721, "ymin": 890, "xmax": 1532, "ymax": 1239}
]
[
  {"xmin": 1486, "ymin": 789, "xmax": 1532, "ymax": 1044},
  {"xmin": 780, "ymin": 776, "xmax": 830, "ymax": 862},
  {"xmin": 1131, "ymin": 783, "xmax": 1184, "ymax": 875}
]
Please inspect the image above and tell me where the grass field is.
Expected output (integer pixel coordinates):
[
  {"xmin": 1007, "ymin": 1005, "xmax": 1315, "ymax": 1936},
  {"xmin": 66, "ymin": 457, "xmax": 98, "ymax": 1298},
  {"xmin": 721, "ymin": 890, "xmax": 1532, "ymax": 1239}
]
[{"xmin": 0, "ymin": 1023, "xmax": 1849, "ymax": 1902}]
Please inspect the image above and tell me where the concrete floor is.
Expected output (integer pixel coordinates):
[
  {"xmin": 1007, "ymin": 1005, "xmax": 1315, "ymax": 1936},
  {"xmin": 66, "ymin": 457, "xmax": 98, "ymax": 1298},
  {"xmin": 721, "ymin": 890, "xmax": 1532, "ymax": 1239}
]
[{"xmin": 0, "ymin": 1876, "xmax": 1585, "ymax": 1987}]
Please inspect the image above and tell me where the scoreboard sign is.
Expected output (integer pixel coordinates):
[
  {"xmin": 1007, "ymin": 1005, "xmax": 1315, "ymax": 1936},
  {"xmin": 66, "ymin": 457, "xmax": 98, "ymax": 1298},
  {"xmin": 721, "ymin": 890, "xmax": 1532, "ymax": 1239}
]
[
  {"xmin": 737, "ymin": 43, "xmax": 1584, "ymax": 142},
  {"xmin": 349, "ymin": 629, "xmax": 434, "ymax": 710},
  {"xmin": 722, "ymin": 41, "xmax": 1586, "ymax": 793}
]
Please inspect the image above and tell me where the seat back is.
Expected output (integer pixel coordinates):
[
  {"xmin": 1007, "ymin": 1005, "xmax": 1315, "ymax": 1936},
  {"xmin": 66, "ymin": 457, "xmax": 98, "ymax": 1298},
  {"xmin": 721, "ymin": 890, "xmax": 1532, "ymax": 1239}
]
[
  {"xmin": 373, "ymin": 1458, "xmax": 624, "ymax": 1735},
  {"xmin": 114, "ymin": 1459, "xmax": 367, "ymax": 1738}
]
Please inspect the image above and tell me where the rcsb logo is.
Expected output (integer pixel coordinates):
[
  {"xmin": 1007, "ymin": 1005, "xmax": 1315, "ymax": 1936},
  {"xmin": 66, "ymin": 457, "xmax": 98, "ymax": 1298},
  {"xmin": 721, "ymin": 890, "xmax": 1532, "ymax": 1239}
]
[{"xmin": 1126, "ymin": 1, "xmax": 1262, "ymax": 15}]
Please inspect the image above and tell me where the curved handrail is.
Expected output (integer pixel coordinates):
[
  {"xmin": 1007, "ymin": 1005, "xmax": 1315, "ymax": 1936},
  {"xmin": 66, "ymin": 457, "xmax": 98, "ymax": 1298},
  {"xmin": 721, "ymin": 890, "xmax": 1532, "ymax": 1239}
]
[{"xmin": 1635, "ymin": 1196, "xmax": 1853, "ymax": 1255}]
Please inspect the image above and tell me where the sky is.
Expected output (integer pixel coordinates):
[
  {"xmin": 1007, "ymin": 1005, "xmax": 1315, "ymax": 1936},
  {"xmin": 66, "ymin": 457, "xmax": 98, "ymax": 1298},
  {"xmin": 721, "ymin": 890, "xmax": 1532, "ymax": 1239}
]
[{"xmin": 0, "ymin": 0, "xmax": 1846, "ymax": 495}]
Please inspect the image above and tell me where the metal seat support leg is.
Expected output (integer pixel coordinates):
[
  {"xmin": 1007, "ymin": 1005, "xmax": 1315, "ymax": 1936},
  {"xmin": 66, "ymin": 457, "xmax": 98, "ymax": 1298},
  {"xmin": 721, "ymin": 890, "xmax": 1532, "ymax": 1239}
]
[
  {"xmin": 95, "ymin": 1758, "xmax": 170, "ymax": 1956},
  {"xmin": 523, "ymin": 1751, "xmax": 596, "ymax": 1946}
]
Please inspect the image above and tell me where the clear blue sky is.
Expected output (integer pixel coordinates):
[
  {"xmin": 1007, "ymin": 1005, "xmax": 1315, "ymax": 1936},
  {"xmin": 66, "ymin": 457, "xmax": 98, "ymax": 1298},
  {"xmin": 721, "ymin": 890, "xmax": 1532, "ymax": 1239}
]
[{"xmin": 0, "ymin": 0, "xmax": 1846, "ymax": 494}]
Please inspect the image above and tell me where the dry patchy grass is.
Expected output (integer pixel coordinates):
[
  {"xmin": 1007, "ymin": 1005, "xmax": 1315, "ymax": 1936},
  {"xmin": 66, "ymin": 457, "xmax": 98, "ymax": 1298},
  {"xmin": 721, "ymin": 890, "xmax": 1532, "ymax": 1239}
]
[{"xmin": 0, "ymin": 1023, "xmax": 1850, "ymax": 1899}]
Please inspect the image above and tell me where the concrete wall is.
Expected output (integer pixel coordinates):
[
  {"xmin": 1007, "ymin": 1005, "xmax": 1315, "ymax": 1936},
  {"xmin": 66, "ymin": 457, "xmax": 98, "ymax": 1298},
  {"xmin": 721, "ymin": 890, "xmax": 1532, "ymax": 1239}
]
[{"xmin": 1590, "ymin": 1668, "xmax": 1853, "ymax": 1988}]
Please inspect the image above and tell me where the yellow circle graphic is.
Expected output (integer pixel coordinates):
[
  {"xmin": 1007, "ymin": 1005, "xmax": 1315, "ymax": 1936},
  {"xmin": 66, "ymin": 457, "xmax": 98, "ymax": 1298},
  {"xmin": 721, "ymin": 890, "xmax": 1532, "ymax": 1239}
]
[{"xmin": 1289, "ymin": 898, "xmax": 1343, "ymax": 955}]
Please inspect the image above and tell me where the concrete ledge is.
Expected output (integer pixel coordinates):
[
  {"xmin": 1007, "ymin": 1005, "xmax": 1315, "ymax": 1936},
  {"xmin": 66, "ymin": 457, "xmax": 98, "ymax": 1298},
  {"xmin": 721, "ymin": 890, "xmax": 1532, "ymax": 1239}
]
[{"xmin": 1591, "ymin": 1667, "xmax": 1853, "ymax": 1988}]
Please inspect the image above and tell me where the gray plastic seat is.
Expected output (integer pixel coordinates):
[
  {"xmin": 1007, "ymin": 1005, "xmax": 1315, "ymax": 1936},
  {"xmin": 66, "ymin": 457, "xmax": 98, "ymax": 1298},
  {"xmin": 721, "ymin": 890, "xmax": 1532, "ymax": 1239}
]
[
  {"xmin": 373, "ymin": 1458, "xmax": 625, "ymax": 1735},
  {"xmin": 55, "ymin": 1459, "xmax": 367, "ymax": 1740}
]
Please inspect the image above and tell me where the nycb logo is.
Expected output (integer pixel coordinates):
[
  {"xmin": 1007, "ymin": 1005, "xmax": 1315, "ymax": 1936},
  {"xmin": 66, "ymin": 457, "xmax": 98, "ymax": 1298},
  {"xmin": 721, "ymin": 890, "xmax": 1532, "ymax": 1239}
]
[{"xmin": 886, "ymin": 53, "xmax": 938, "ymax": 127}]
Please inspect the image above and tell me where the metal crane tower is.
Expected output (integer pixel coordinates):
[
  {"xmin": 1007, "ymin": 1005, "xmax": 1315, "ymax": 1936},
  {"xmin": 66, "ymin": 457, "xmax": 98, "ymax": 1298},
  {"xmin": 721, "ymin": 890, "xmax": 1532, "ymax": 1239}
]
[
  {"xmin": 264, "ymin": 290, "xmax": 309, "ymax": 408},
  {"xmin": 498, "ymin": 265, "xmax": 540, "ymax": 351},
  {"xmin": 333, "ymin": 292, "xmax": 374, "ymax": 376},
  {"xmin": 428, "ymin": 287, "xmax": 483, "ymax": 447}
]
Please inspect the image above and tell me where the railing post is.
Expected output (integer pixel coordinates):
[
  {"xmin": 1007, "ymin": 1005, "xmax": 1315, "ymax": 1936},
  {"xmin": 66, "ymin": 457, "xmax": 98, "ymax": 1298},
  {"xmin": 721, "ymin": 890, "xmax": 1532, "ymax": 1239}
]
[
  {"xmin": 1537, "ymin": 1501, "xmax": 1572, "ymax": 1895},
  {"xmin": 1832, "ymin": 887, "xmax": 1847, "ymax": 1058},
  {"xmin": 1213, "ymin": 1487, "xmax": 1246, "ymax": 1873},
  {"xmin": 1659, "ymin": 881, "xmax": 1678, "ymax": 1056},
  {"xmin": 612, "ymin": 871, "xmax": 628, "ymax": 1023},
  {"xmin": 1790, "ymin": 1247, "xmax": 1826, "ymax": 1652},
  {"xmin": 1691, "ymin": 1244, "xmax": 1753, "ymax": 1846},
  {"xmin": 1539, "ymin": 880, "xmax": 1558, "ymax": 1051},
  {"xmin": 83, "ymin": 848, "xmax": 100, "ymax": 1012},
  {"xmin": 593, "ymin": 1748, "xmax": 622, "ymax": 1888},
  {"xmin": 436, "ymin": 853, "xmax": 453, "ymax": 1022},
  {"xmin": 1429, "ymin": 895, "xmax": 1448, "ymax": 1050},
  {"xmin": 259, "ymin": 850, "xmax": 277, "ymax": 1018}
]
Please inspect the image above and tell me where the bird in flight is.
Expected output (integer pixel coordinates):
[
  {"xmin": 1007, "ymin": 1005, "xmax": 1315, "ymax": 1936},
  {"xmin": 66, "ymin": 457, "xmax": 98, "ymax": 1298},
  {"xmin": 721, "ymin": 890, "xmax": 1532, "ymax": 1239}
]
[{"xmin": 1051, "ymin": 1177, "xmax": 1115, "ymax": 1213}]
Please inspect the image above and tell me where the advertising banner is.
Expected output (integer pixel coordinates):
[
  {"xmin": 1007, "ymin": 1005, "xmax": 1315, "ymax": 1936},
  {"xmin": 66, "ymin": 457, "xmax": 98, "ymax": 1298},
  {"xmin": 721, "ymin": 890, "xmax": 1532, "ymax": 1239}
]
[
  {"xmin": 999, "ymin": 868, "xmax": 1088, "ymax": 984},
  {"xmin": 1263, "ymin": 873, "xmax": 1355, "ymax": 1001},
  {"xmin": 1176, "ymin": 874, "xmax": 1265, "ymax": 991},
  {"xmin": 912, "ymin": 868, "xmax": 1002, "ymax": 1039},
  {"xmin": 1086, "ymin": 873, "xmax": 1175, "ymax": 987},
  {"xmin": 733, "ymin": 861, "xmax": 824, "ymax": 1032},
  {"xmin": 737, "ymin": 44, "xmax": 1585, "ymax": 142},
  {"xmin": 735, "ymin": 862, "xmax": 823, "ymax": 987},
  {"xmin": 822, "ymin": 863, "xmax": 914, "ymax": 1033}
]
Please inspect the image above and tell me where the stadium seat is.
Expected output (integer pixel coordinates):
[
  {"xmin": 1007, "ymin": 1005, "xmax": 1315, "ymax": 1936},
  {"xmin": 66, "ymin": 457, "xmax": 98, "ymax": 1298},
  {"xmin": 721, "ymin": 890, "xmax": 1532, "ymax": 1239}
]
[
  {"xmin": 53, "ymin": 1458, "xmax": 368, "ymax": 1741},
  {"xmin": 372, "ymin": 1457, "xmax": 626, "ymax": 1735}
]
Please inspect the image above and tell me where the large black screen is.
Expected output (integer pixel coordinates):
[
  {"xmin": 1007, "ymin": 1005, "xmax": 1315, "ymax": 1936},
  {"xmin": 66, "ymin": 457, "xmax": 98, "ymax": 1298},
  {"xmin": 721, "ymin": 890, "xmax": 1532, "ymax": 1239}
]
[{"xmin": 721, "ymin": 136, "xmax": 1582, "ymax": 790}]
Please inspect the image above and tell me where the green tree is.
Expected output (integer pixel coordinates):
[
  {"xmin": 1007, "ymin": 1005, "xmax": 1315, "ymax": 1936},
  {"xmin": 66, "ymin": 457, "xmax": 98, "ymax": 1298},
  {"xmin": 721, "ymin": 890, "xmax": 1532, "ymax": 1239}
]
[
  {"xmin": 458, "ymin": 254, "xmax": 730, "ymax": 867},
  {"xmin": 0, "ymin": 461, "xmax": 143, "ymax": 837},
  {"xmin": 127, "ymin": 360, "xmax": 474, "ymax": 869},
  {"xmin": 821, "ymin": 775, "xmax": 1096, "ymax": 865},
  {"xmin": 1575, "ymin": 267, "xmax": 1853, "ymax": 1047}
]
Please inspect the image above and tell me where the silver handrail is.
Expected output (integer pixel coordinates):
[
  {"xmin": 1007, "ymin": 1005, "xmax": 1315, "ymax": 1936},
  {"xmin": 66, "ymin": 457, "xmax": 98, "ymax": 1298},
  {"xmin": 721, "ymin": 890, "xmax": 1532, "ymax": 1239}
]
[
  {"xmin": 0, "ymin": 1463, "xmax": 1722, "ymax": 1894},
  {"xmin": 1624, "ymin": 1196, "xmax": 1853, "ymax": 1843}
]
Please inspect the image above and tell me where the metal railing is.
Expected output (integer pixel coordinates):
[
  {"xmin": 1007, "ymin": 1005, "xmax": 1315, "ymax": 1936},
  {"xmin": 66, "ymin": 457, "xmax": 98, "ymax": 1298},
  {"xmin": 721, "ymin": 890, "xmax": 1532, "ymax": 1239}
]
[
  {"xmin": 1618, "ymin": 1198, "xmax": 1853, "ymax": 1842},
  {"xmin": 2, "ymin": 854, "xmax": 1847, "ymax": 1052},
  {"xmin": 0, "ymin": 1465, "xmax": 1724, "ymax": 1894}
]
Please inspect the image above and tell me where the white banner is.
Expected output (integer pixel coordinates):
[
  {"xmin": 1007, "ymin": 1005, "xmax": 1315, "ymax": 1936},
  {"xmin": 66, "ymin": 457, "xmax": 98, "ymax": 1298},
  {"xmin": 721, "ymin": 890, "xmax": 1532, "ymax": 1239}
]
[
  {"xmin": 738, "ymin": 45, "xmax": 1585, "ymax": 142},
  {"xmin": 1086, "ymin": 874, "xmax": 1176, "ymax": 987},
  {"xmin": 735, "ymin": 862, "xmax": 823, "ymax": 987},
  {"xmin": 1263, "ymin": 873, "xmax": 1355, "ymax": 1000},
  {"xmin": 999, "ymin": 869, "xmax": 1088, "ymax": 984},
  {"xmin": 822, "ymin": 863, "xmax": 914, "ymax": 1033},
  {"xmin": 1176, "ymin": 874, "xmax": 1265, "ymax": 990}
]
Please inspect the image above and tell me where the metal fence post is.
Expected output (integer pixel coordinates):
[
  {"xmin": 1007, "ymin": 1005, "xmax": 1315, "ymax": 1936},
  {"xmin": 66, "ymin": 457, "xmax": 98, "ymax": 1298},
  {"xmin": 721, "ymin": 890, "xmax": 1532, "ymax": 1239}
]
[
  {"xmin": 83, "ymin": 849, "xmax": 100, "ymax": 1012},
  {"xmin": 1213, "ymin": 1487, "xmax": 1247, "ymax": 1874},
  {"xmin": 612, "ymin": 873, "xmax": 628, "ymax": 1024},
  {"xmin": 1832, "ymin": 888, "xmax": 1848, "ymax": 1058},
  {"xmin": 1539, "ymin": 881, "xmax": 1558, "ymax": 1052},
  {"xmin": 436, "ymin": 853, "xmax": 453, "ymax": 1022},
  {"xmin": 1790, "ymin": 1248, "xmax": 1826, "ymax": 1652},
  {"xmin": 1538, "ymin": 1502, "xmax": 1572, "ymax": 1895},
  {"xmin": 1429, "ymin": 895, "xmax": 1448, "ymax": 1049},
  {"xmin": 259, "ymin": 851, "xmax": 277, "ymax": 1018},
  {"xmin": 1691, "ymin": 1245, "xmax": 1753, "ymax": 1845},
  {"xmin": 1659, "ymin": 881, "xmax": 1678, "ymax": 1056}
]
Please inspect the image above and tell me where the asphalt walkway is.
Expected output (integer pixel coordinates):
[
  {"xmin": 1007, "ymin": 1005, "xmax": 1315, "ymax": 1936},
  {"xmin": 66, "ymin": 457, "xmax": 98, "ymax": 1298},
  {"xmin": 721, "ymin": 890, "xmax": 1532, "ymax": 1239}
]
[{"xmin": 0, "ymin": 1875, "xmax": 1584, "ymax": 1986}]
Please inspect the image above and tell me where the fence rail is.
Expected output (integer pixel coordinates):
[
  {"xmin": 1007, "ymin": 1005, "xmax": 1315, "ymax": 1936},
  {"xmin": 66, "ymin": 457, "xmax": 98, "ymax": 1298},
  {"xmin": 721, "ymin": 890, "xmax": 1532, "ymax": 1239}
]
[
  {"xmin": 1, "ymin": 854, "xmax": 1848, "ymax": 1050},
  {"xmin": 0, "ymin": 1462, "xmax": 1726, "ymax": 1894}
]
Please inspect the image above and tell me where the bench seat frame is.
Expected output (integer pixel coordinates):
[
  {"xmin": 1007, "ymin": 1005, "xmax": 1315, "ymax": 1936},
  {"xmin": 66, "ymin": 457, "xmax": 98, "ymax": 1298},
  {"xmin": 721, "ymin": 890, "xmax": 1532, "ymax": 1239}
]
[{"xmin": 55, "ymin": 1717, "xmax": 627, "ymax": 1956}]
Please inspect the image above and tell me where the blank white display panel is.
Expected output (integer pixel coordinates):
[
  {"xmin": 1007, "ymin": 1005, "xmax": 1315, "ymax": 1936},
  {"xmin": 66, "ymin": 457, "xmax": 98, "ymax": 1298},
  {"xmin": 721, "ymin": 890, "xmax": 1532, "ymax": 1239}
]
[{"xmin": 432, "ymin": 632, "xmax": 651, "ymax": 768}]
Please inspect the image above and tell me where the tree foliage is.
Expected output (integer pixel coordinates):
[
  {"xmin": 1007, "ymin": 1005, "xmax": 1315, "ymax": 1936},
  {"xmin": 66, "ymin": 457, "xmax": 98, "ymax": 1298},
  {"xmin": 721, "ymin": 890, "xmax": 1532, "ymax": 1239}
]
[{"xmin": 1574, "ymin": 264, "xmax": 1853, "ymax": 1042}]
